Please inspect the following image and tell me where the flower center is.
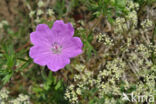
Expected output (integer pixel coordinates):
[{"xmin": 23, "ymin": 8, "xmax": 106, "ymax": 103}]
[{"xmin": 51, "ymin": 42, "xmax": 62, "ymax": 54}]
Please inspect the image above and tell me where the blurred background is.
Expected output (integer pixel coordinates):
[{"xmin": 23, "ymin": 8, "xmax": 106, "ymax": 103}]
[{"xmin": 0, "ymin": 0, "xmax": 156, "ymax": 104}]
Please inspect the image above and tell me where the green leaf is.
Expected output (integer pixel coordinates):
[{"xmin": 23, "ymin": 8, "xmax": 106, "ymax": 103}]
[
  {"xmin": 55, "ymin": 81, "xmax": 62, "ymax": 90},
  {"xmin": 32, "ymin": 86, "xmax": 43, "ymax": 93},
  {"xmin": 2, "ymin": 73, "xmax": 13, "ymax": 84}
]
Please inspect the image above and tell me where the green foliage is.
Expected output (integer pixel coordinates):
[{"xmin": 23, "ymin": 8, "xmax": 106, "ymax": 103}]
[
  {"xmin": 86, "ymin": 0, "xmax": 127, "ymax": 22},
  {"xmin": 54, "ymin": 0, "xmax": 66, "ymax": 18},
  {"xmin": 32, "ymin": 70, "xmax": 67, "ymax": 104},
  {"xmin": 75, "ymin": 28, "xmax": 96, "ymax": 59},
  {"xmin": 0, "ymin": 44, "xmax": 15, "ymax": 84},
  {"xmin": 134, "ymin": 0, "xmax": 156, "ymax": 5}
]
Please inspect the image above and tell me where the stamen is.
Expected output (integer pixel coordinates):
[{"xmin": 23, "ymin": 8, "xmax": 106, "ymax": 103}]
[{"xmin": 51, "ymin": 42, "xmax": 62, "ymax": 54}]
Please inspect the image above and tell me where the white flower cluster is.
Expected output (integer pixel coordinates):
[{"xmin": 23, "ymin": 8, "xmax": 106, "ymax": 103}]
[
  {"xmin": 65, "ymin": 40, "xmax": 155, "ymax": 103},
  {"xmin": 97, "ymin": 33, "xmax": 114, "ymax": 46},
  {"xmin": 0, "ymin": 88, "xmax": 9, "ymax": 104},
  {"xmin": 125, "ymin": 10, "xmax": 138, "ymax": 28},
  {"xmin": 125, "ymin": 42, "xmax": 156, "ymax": 100},
  {"xmin": 141, "ymin": 19, "xmax": 153, "ymax": 31},
  {"xmin": 74, "ymin": 64, "xmax": 85, "ymax": 72},
  {"xmin": 47, "ymin": 9, "xmax": 55, "ymax": 16},
  {"xmin": 65, "ymin": 65, "xmax": 96, "ymax": 104},
  {"xmin": 126, "ymin": 0, "xmax": 139, "ymax": 11},
  {"xmin": 37, "ymin": 0, "xmax": 45, "ymax": 8},
  {"xmin": 0, "ymin": 88, "xmax": 31, "ymax": 104},
  {"xmin": 133, "ymin": 65, "xmax": 156, "ymax": 97},
  {"xmin": 0, "ymin": 88, "xmax": 9, "ymax": 101},
  {"xmin": 0, "ymin": 20, "xmax": 8, "ymax": 29},
  {"xmin": 28, "ymin": 0, "xmax": 55, "ymax": 23},
  {"xmin": 97, "ymin": 58, "xmax": 126, "ymax": 98},
  {"xmin": 129, "ymin": 43, "xmax": 153, "ymax": 69},
  {"xmin": 64, "ymin": 84, "xmax": 78, "ymax": 104},
  {"xmin": 9, "ymin": 94, "xmax": 31, "ymax": 104},
  {"xmin": 114, "ymin": 0, "xmax": 139, "ymax": 34},
  {"xmin": 65, "ymin": 42, "xmax": 156, "ymax": 103},
  {"xmin": 65, "ymin": 58, "xmax": 126, "ymax": 104}
]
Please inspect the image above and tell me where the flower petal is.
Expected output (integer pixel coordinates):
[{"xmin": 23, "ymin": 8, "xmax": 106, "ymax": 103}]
[
  {"xmin": 51, "ymin": 20, "xmax": 74, "ymax": 37},
  {"xmin": 62, "ymin": 37, "xmax": 83, "ymax": 58},
  {"xmin": 33, "ymin": 54, "xmax": 51, "ymax": 66},
  {"xmin": 29, "ymin": 45, "xmax": 52, "ymax": 65},
  {"xmin": 36, "ymin": 24, "xmax": 49, "ymax": 32},
  {"xmin": 47, "ymin": 55, "xmax": 70, "ymax": 72},
  {"xmin": 30, "ymin": 29, "xmax": 55, "ymax": 46}
]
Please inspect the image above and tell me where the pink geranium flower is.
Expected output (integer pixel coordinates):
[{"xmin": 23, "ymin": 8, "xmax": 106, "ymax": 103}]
[{"xmin": 29, "ymin": 20, "xmax": 83, "ymax": 72}]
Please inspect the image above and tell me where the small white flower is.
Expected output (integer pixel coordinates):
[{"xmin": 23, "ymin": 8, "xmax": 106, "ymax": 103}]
[
  {"xmin": 37, "ymin": 9, "xmax": 43, "ymax": 16},
  {"xmin": 29, "ymin": 11, "xmax": 35, "ymax": 18},
  {"xmin": 47, "ymin": 9, "xmax": 54, "ymax": 16},
  {"xmin": 38, "ymin": 0, "xmax": 44, "ymax": 7},
  {"xmin": 76, "ymin": 88, "xmax": 81, "ymax": 95}
]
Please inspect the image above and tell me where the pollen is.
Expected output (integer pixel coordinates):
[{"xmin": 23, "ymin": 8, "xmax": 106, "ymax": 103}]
[{"xmin": 51, "ymin": 42, "xmax": 62, "ymax": 54}]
